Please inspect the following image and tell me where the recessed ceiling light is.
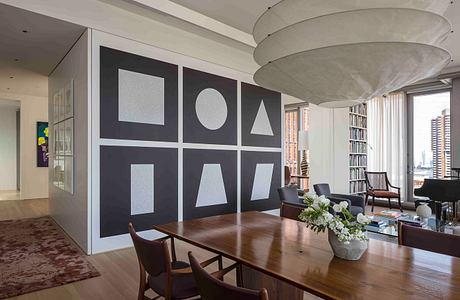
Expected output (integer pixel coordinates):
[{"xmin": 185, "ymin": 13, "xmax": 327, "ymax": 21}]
[{"xmin": 22, "ymin": 30, "xmax": 28, "ymax": 33}]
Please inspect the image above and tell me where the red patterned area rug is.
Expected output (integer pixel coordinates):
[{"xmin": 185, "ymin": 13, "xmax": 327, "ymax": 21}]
[{"xmin": 0, "ymin": 217, "xmax": 100, "ymax": 299}]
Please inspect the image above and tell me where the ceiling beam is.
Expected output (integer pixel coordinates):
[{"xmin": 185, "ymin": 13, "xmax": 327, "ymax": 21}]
[{"xmin": 125, "ymin": 0, "xmax": 257, "ymax": 47}]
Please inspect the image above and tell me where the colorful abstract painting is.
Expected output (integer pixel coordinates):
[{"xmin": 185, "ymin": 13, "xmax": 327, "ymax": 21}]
[{"xmin": 37, "ymin": 122, "xmax": 49, "ymax": 167}]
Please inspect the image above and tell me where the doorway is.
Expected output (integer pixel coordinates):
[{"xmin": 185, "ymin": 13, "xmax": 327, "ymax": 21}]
[{"xmin": 0, "ymin": 99, "xmax": 20, "ymax": 200}]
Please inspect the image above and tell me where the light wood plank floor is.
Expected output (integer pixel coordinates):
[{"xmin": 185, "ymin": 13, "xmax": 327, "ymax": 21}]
[{"xmin": 3, "ymin": 198, "xmax": 404, "ymax": 300}]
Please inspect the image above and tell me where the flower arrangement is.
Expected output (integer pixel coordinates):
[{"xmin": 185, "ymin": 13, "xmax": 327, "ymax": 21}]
[{"xmin": 299, "ymin": 193, "xmax": 370, "ymax": 244}]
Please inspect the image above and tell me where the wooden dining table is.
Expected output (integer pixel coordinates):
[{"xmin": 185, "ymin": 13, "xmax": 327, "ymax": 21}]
[{"xmin": 154, "ymin": 211, "xmax": 460, "ymax": 299}]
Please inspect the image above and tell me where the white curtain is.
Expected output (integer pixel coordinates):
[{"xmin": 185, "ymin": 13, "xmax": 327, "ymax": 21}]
[{"xmin": 368, "ymin": 92, "xmax": 407, "ymax": 201}]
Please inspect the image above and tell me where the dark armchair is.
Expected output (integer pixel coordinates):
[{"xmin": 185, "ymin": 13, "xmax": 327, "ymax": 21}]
[{"xmin": 313, "ymin": 183, "xmax": 365, "ymax": 216}]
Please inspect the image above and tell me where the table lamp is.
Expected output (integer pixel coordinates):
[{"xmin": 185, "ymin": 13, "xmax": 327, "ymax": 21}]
[{"xmin": 298, "ymin": 131, "xmax": 309, "ymax": 176}]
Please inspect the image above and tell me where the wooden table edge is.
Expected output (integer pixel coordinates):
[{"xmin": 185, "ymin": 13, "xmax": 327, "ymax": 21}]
[{"xmin": 154, "ymin": 213, "xmax": 337, "ymax": 300}]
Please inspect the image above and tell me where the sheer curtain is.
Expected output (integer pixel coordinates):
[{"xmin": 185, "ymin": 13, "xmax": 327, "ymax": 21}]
[{"xmin": 367, "ymin": 92, "xmax": 407, "ymax": 201}]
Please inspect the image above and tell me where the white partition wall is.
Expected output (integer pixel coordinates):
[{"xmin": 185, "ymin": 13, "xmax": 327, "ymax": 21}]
[
  {"xmin": 91, "ymin": 30, "xmax": 284, "ymax": 253},
  {"xmin": 49, "ymin": 30, "xmax": 91, "ymax": 253}
]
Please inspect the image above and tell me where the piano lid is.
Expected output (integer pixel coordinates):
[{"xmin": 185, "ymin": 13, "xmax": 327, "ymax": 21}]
[{"xmin": 414, "ymin": 178, "xmax": 460, "ymax": 202}]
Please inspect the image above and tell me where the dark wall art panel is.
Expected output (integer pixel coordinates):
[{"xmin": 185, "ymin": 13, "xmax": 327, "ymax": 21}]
[
  {"xmin": 183, "ymin": 149, "xmax": 237, "ymax": 220},
  {"xmin": 241, "ymin": 82, "xmax": 281, "ymax": 148},
  {"xmin": 183, "ymin": 67, "xmax": 237, "ymax": 145},
  {"xmin": 100, "ymin": 46, "xmax": 178, "ymax": 142},
  {"xmin": 100, "ymin": 146, "xmax": 178, "ymax": 237},
  {"xmin": 241, "ymin": 151, "xmax": 281, "ymax": 212}
]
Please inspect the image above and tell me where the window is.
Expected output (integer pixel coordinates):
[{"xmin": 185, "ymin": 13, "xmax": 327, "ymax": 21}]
[
  {"xmin": 410, "ymin": 91, "xmax": 451, "ymax": 195},
  {"xmin": 284, "ymin": 105, "xmax": 309, "ymax": 188}
]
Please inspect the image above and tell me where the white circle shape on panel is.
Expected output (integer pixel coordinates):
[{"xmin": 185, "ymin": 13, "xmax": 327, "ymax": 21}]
[{"xmin": 195, "ymin": 88, "xmax": 228, "ymax": 130}]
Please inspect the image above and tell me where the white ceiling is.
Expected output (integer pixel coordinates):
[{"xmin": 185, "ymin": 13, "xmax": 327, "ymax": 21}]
[
  {"xmin": 0, "ymin": 3, "xmax": 85, "ymax": 97},
  {"xmin": 170, "ymin": 0, "xmax": 460, "ymax": 73}
]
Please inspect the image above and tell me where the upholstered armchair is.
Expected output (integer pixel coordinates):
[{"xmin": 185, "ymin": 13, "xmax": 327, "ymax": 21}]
[{"xmin": 313, "ymin": 183, "xmax": 365, "ymax": 216}]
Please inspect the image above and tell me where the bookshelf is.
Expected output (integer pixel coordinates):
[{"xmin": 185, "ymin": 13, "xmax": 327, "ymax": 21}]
[{"xmin": 349, "ymin": 103, "xmax": 368, "ymax": 195}]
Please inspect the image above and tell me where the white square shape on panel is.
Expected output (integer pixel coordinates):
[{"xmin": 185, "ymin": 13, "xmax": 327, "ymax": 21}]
[
  {"xmin": 118, "ymin": 69, "xmax": 165, "ymax": 125},
  {"xmin": 250, "ymin": 163, "xmax": 274, "ymax": 200},
  {"xmin": 131, "ymin": 164, "xmax": 154, "ymax": 215},
  {"xmin": 196, "ymin": 164, "xmax": 228, "ymax": 207}
]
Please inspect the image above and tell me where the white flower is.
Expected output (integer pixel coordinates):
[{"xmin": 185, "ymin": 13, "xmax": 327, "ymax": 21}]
[
  {"xmin": 323, "ymin": 212, "xmax": 333, "ymax": 222},
  {"xmin": 332, "ymin": 204, "xmax": 342, "ymax": 213},
  {"xmin": 357, "ymin": 213, "xmax": 370, "ymax": 224},
  {"xmin": 319, "ymin": 195, "xmax": 330, "ymax": 206},
  {"xmin": 306, "ymin": 207, "xmax": 314, "ymax": 213},
  {"xmin": 339, "ymin": 201, "xmax": 349, "ymax": 209},
  {"xmin": 335, "ymin": 222, "xmax": 344, "ymax": 230}
]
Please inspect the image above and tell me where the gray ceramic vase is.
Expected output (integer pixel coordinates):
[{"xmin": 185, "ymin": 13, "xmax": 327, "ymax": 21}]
[{"xmin": 328, "ymin": 229, "xmax": 368, "ymax": 260}]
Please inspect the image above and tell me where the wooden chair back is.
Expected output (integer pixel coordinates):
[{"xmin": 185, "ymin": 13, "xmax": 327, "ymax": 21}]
[
  {"xmin": 188, "ymin": 252, "xmax": 269, "ymax": 300},
  {"xmin": 398, "ymin": 222, "xmax": 460, "ymax": 258},
  {"xmin": 128, "ymin": 223, "xmax": 171, "ymax": 277},
  {"xmin": 280, "ymin": 202, "xmax": 304, "ymax": 221},
  {"xmin": 365, "ymin": 171, "xmax": 389, "ymax": 191}
]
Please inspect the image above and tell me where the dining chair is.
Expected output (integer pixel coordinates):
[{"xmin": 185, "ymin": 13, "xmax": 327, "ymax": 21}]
[
  {"xmin": 365, "ymin": 171, "xmax": 402, "ymax": 212},
  {"xmin": 128, "ymin": 223, "xmax": 222, "ymax": 300},
  {"xmin": 188, "ymin": 252, "xmax": 269, "ymax": 300},
  {"xmin": 398, "ymin": 222, "xmax": 460, "ymax": 258},
  {"xmin": 280, "ymin": 202, "xmax": 305, "ymax": 221}
]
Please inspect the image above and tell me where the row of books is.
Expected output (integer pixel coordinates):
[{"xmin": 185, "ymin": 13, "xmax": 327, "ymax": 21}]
[
  {"xmin": 349, "ymin": 141, "xmax": 367, "ymax": 153},
  {"xmin": 350, "ymin": 155, "xmax": 367, "ymax": 166},
  {"xmin": 350, "ymin": 168, "xmax": 366, "ymax": 180},
  {"xmin": 350, "ymin": 128, "xmax": 367, "ymax": 140},
  {"xmin": 350, "ymin": 181, "xmax": 366, "ymax": 194},
  {"xmin": 350, "ymin": 104, "xmax": 367, "ymax": 115},
  {"xmin": 349, "ymin": 114, "xmax": 367, "ymax": 128}
]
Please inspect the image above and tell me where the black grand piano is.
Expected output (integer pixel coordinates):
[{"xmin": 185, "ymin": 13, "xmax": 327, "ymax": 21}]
[{"xmin": 415, "ymin": 175, "xmax": 460, "ymax": 221}]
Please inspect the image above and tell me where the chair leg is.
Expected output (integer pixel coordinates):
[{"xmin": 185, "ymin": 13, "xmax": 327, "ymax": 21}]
[
  {"xmin": 372, "ymin": 195, "xmax": 375, "ymax": 213},
  {"xmin": 236, "ymin": 264, "xmax": 243, "ymax": 287},
  {"xmin": 365, "ymin": 193, "xmax": 369, "ymax": 207},
  {"xmin": 398, "ymin": 197, "xmax": 403, "ymax": 212},
  {"xmin": 388, "ymin": 198, "xmax": 392, "ymax": 210},
  {"xmin": 218, "ymin": 255, "xmax": 223, "ymax": 270}
]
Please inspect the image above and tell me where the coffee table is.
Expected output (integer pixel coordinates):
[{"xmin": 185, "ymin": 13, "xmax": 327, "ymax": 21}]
[{"xmin": 365, "ymin": 214, "xmax": 439, "ymax": 238}]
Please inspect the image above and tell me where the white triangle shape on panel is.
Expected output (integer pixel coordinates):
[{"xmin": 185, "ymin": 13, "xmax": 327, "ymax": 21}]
[
  {"xmin": 196, "ymin": 164, "xmax": 228, "ymax": 207},
  {"xmin": 250, "ymin": 100, "xmax": 274, "ymax": 136}
]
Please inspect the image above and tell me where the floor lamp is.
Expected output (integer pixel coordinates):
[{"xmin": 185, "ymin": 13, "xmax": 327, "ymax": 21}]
[{"xmin": 298, "ymin": 131, "xmax": 309, "ymax": 176}]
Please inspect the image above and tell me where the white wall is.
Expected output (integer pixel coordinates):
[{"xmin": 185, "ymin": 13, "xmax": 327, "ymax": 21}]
[
  {"xmin": 309, "ymin": 104, "xmax": 349, "ymax": 193},
  {"xmin": 49, "ymin": 30, "xmax": 90, "ymax": 253},
  {"xmin": 0, "ymin": 106, "xmax": 17, "ymax": 190},
  {"xmin": 0, "ymin": 92, "xmax": 49, "ymax": 199}
]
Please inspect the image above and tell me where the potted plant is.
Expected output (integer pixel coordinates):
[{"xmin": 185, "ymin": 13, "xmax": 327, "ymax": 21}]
[{"xmin": 299, "ymin": 193, "xmax": 370, "ymax": 260}]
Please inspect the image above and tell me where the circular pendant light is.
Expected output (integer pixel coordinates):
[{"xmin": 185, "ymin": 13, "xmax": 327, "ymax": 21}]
[{"xmin": 252, "ymin": 0, "xmax": 453, "ymax": 107}]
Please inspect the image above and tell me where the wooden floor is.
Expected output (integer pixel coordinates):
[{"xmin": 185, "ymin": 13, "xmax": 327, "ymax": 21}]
[
  {"xmin": 0, "ymin": 190, "xmax": 23, "ymax": 201},
  {"xmin": 2, "ymin": 198, "xmax": 402, "ymax": 300}
]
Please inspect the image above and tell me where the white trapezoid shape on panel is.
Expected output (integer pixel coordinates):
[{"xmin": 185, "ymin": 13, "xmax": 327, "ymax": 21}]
[
  {"xmin": 195, "ymin": 88, "xmax": 228, "ymax": 130},
  {"xmin": 118, "ymin": 69, "xmax": 165, "ymax": 125},
  {"xmin": 196, "ymin": 164, "xmax": 228, "ymax": 207},
  {"xmin": 131, "ymin": 164, "xmax": 154, "ymax": 215},
  {"xmin": 250, "ymin": 163, "xmax": 274, "ymax": 201},
  {"xmin": 250, "ymin": 100, "xmax": 274, "ymax": 136}
]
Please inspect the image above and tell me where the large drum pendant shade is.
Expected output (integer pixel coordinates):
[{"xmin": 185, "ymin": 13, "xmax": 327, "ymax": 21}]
[{"xmin": 252, "ymin": 0, "xmax": 453, "ymax": 107}]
